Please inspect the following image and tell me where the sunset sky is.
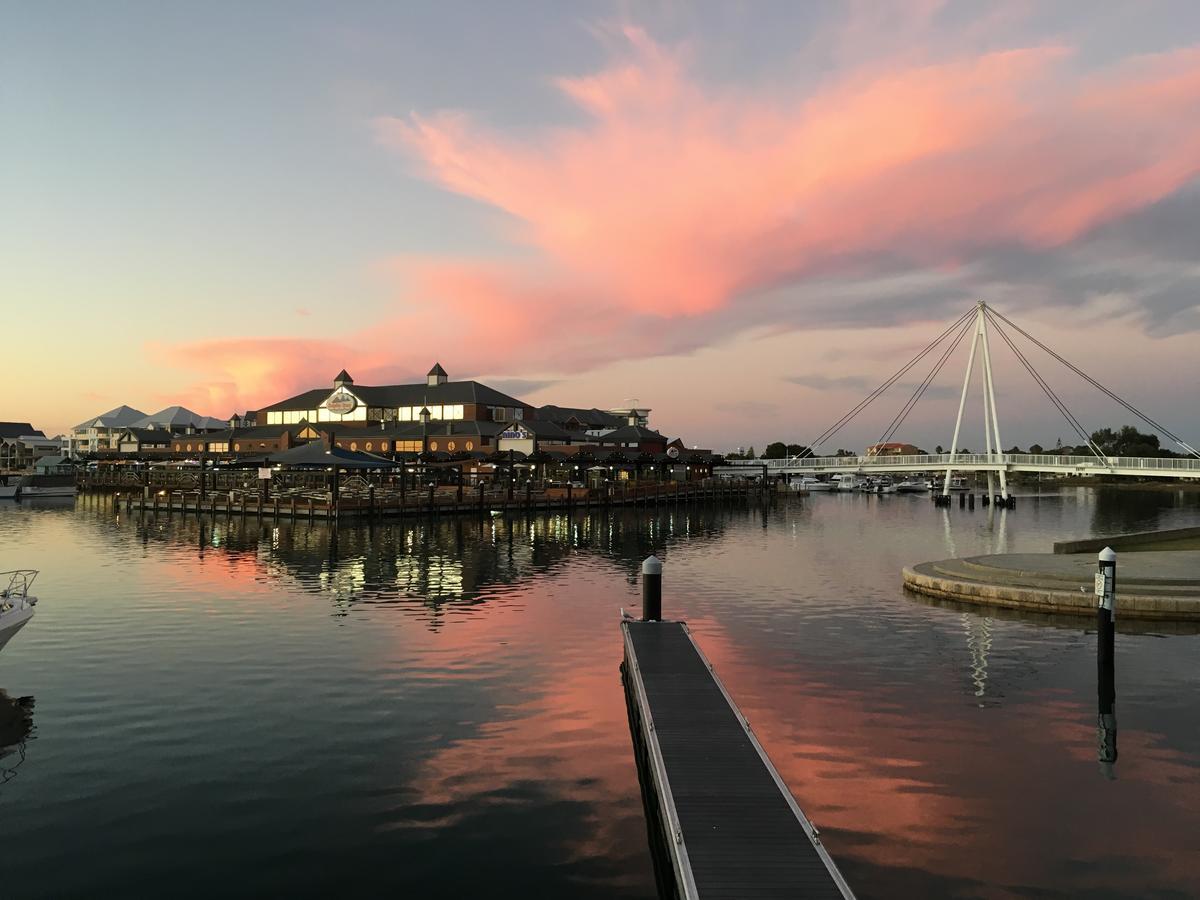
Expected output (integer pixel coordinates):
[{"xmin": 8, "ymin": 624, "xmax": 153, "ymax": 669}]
[{"xmin": 5, "ymin": 1, "xmax": 1200, "ymax": 452}]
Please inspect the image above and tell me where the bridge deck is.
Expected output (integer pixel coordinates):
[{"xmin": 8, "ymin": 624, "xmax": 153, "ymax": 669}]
[
  {"xmin": 622, "ymin": 620, "xmax": 854, "ymax": 899},
  {"xmin": 716, "ymin": 451, "xmax": 1200, "ymax": 480}
]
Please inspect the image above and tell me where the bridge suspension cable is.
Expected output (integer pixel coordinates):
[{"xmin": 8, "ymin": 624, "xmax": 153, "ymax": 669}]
[
  {"xmin": 787, "ymin": 300, "xmax": 1198, "ymax": 470},
  {"xmin": 982, "ymin": 310, "xmax": 1109, "ymax": 464},
  {"xmin": 796, "ymin": 307, "xmax": 975, "ymax": 458},
  {"xmin": 876, "ymin": 314, "xmax": 974, "ymax": 449},
  {"xmin": 984, "ymin": 306, "xmax": 1200, "ymax": 460}
]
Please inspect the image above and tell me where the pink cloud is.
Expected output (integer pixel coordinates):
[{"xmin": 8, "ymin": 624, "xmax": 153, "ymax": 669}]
[
  {"xmin": 381, "ymin": 34, "xmax": 1200, "ymax": 313},
  {"xmin": 163, "ymin": 24, "xmax": 1200, "ymax": 409}
]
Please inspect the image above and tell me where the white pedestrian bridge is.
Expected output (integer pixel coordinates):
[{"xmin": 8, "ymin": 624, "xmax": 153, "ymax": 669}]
[{"xmin": 716, "ymin": 453, "xmax": 1200, "ymax": 481}]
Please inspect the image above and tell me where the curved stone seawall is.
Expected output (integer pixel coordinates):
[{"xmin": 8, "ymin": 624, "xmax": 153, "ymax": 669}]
[{"xmin": 903, "ymin": 552, "xmax": 1200, "ymax": 621}]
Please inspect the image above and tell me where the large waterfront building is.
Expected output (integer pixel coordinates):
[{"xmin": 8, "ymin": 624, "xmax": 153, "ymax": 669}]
[{"xmin": 257, "ymin": 366, "xmax": 533, "ymax": 427}]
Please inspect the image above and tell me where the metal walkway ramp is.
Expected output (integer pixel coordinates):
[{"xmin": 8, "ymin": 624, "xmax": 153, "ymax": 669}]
[{"xmin": 622, "ymin": 620, "xmax": 855, "ymax": 899}]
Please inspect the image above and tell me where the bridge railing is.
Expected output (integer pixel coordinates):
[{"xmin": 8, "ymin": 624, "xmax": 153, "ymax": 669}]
[{"xmin": 718, "ymin": 453, "xmax": 1200, "ymax": 473}]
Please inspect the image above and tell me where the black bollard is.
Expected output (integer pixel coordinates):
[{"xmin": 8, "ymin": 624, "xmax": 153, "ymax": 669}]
[
  {"xmin": 980, "ymin": 493, "xmax": 989, "ymax": 507},
  {"xmin": 641, "ymin": 555, "xmax": 662, "ymax": 622},
  {"xmin": 968, "ymin": 493, "xmax": 975, "ymax": 509},
  {"xmin": 1096, "ymin": 547, "xmax": 1118, "ymax": 773},
  {"xmin": 958, "ymin": 492, "xmax": 965, "ymax": 507}
]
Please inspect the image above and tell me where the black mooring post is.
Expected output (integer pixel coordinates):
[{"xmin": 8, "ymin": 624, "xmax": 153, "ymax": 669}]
[
  {"xmin": 1097, "ymin": 547, "xmax": 1118, "ymax": 773},
  {"xmin": 642, "ymin": 555, "xmax": 662, "ymax": 622}
]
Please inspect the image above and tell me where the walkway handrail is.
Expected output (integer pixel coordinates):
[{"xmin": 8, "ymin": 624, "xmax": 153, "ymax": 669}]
[{"xmin": 717, "ymin": 453, "xmax": 1200, "ymax": 473}]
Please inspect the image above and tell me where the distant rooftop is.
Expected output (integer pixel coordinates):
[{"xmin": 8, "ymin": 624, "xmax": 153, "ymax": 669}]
[
  {"xmin": 74, "ymin": 405, "xmax": 147, "ymax": 431},
  {"xmin": 130, "ymin": 406, "xmax": 226, "ymax": 431}
]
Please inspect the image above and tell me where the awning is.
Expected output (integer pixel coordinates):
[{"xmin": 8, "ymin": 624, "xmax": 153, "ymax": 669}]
[{"xmin": 268, "ymin": 442, "xmax": 399, "ymax": 469}]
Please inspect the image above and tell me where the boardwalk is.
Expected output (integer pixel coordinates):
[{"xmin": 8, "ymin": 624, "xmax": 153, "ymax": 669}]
[
  {"xmin": 622, "ymin": 620, "xmax": 855, "ymax": 899},
  {"xmin": 98, "ymin": 478, "xmax": 756, "ymax": 521}
]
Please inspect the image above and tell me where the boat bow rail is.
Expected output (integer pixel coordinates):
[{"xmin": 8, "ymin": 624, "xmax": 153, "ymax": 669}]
[{"xmin": 1, "ymin": 570, "xmax": 39, "ymax": 605}]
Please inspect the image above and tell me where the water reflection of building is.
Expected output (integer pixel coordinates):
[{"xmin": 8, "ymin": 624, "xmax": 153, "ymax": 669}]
[
  {"xmin": 0, "ymin": 689, "xmax": 35, "ymax": 788},
  {"xmin": 115, "ymin": 506, "xmax": 734, "ymax": 627}
]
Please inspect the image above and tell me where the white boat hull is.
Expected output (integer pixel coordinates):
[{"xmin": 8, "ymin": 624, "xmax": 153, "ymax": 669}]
[
  {"xmin": 794, "ymin": 479, "xmax": 834, "ymax": 492},
  {"xmin": 19, "ymin": 485, "xmax": 76, "ymax": 498},
  {"xmin": 0, "ymin": 607, "xmax": 34, "ymax": 652}
]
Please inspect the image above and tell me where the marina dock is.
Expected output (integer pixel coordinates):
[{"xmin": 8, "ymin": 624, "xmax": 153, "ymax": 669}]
[
  {"xmin": 96, "ymin": 478, "xmax": 757, "ymax": 520},
  {"xmin": 622, "ymin": 618, "xmax": 855, "ymax": 899}
]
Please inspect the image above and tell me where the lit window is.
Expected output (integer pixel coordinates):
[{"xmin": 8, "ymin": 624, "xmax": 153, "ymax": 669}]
[
  {"xmin": 234, "ymin": 443, "xmax": 241, "ymax": 451},
  {"xmin": 427, "ymin": 405, "xmax": 442, "ymax": 420},
  {"xmin": 447, "ymin": 441, "xmax": 456, "ymax": 451},
  {"xmin": 350, "ymin": 442, "xmax": 358, "ymax": 451},
  {"xmin": 430, "ymin": 441, "xmax": 438, "ymax": 451},
  {"xmin": 365, "ymin": 442, "xmax": 372, "ymax": 451},
  {"xmin": 381, "ymin": 441, "xmax": 389, "ymax": 451},
  {"xmin": 399, "ymin": 407, "xmax": 412, "ymax": 422},
  {"xmin": 186, "ymin": 443, "xmax": 193, "ymax": 451},
  {"xmin": 465, "ymin": 440, "xmax": 473, "ymax": 451}
]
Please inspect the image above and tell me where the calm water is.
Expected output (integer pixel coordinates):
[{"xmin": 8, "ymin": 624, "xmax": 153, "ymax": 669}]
[{"xmin": 2, "ymin": 488, "xmax": 1199, "ymax": 899}]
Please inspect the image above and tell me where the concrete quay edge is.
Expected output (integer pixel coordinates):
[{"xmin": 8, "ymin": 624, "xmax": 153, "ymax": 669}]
[{"xmin": 902, "ymin": 563, "xmax": 1200, "ymax": 621}]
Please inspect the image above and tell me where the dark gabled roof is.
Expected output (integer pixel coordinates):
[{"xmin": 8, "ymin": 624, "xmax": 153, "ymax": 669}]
[
  {"xmin": 536, "ymin": 405, "xmax": 624, "ymax": 428},
  {"xmin": 118, "ymin": 428, "xmax": 174, "ymax": 444},
  {"xmin": 260, "ymin": 388, "xmax": 335, "ymax": 413},
  {"xmin": 175, "ymin": 422, "xmax": 302, "ymax": 443},
  {"xmin": 511, "ymin": 419, "xmax": 573, "ymax": 440},
  {"xmin": 428, "ymin": 362, "xmax": 447, "ymax": 377},
  {"xmin": 334, "ymin": 369, "xmax": 353, "ymax": 383},
  {"xmin": 260, "ymin": 380, "xmax": 529, "ymax": 413},
  {"xmin": 0, "ymin": 422, "xmax": 41, "ymax": 439},
  {"xmin": 595, "ymin": 425, "xmax": 668, "ymax": 444}
]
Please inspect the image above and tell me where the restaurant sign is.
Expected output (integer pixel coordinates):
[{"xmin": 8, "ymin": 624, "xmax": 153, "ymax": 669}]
[
  {"xmin": 326, "ymin": 390, "xmax": 358, "ymax": 415},
  {"xmin": 499, "ymin": 427, "xmax": 528, "ymax": 440}
]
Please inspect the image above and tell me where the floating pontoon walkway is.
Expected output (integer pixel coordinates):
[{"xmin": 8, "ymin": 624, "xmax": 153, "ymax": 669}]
[{"xmin": 622, "ymin": 620, "xmax": 855, "ymax": 899}]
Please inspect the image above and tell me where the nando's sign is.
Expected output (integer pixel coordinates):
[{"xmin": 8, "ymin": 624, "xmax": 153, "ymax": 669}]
[{"xmin": 325, "ymin": 389, "xmax": 358, "ymax": 415}]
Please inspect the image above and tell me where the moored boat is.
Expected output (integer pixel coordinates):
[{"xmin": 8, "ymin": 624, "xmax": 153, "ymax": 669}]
[
  {"xmin": 796, "ymin": 476, "xmax": 834, "ymax": 492},
  {"xmin": 16, "ymin": 474, "xmax": 76, "ymax": 498},
  {"xmin": 873, "ymin": 476, "xmax": 898, "ymax": 494},
  {"xmin": 896, "ymin": 478, "xmax": 928, "ymax": 493},
  {"xmin": 0, "ymin": 570, "xmax": 38, "ymax": 653}
]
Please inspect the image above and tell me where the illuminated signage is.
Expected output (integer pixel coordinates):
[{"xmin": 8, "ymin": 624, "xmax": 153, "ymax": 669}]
[
  {"xmin": 326, "ymin": 390, "xmax": 358, "ymax": 415},
  {"xmin": 499, "ymin": 429, "xmax": 527, "ymax": 440}
]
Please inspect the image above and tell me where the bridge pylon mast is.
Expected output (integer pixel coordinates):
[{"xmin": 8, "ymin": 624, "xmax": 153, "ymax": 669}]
[{"xmin": 942, "ymin": 302, "xmax": 1008, "ymax": 501}]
